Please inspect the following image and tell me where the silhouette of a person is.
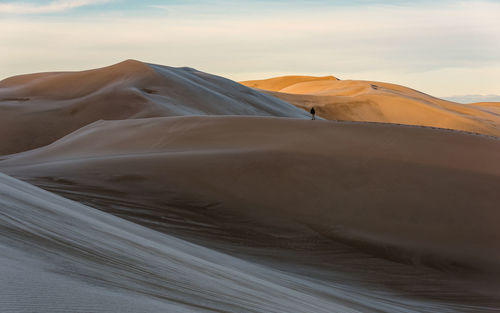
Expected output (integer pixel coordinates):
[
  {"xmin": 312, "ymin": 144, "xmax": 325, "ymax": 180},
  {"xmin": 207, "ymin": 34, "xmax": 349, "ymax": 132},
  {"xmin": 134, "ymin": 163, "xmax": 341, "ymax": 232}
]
[{"xmin": 310, "ymin": 107, "xmax": 316, "ymax": 120}]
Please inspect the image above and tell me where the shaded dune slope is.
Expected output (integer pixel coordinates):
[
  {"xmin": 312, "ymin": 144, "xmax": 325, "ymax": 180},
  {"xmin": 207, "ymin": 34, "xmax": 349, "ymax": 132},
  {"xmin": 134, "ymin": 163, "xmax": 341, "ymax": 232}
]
[
  {"xmin": 241, "ymin": 76, "xmax": 500, "ymax": 136},
  {"xmin": 0, "ymin": 60, "xmax": 307, "ymax": 155},
  {"xmin": 2, "ymin": 116, "xmax": 499, "ymax": 273},
  {"xmin": 4, "ymin": 172, "xmax": 426, "ymax": 313}
]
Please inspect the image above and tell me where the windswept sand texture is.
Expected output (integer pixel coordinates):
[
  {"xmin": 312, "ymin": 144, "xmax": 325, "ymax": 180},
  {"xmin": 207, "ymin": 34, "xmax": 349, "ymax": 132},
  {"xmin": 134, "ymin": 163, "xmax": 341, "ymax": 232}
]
[
  {"xmin": 241, "ymin": 76, "xmax": 500, "ymax": 136},
  {"xmin": 0, "ymin": 60, "xmax": 307, "ymax": 154},
  {"xmin": 8, "ymin": 172, "xmax": 498, "ymax": 312},
  {"xmin": 1, "ymin": 61, "xmax": 500, "ymax": 312}
]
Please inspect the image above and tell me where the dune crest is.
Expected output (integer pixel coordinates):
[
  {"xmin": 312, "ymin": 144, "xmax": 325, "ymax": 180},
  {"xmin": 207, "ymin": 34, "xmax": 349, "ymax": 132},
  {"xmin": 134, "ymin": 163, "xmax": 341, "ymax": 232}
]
[
  {"xmin": 0, "ymin": 60, "xmax": 307, "ymax": 155},
  {"xmin": 241, "ymin": 76, "xmax": 500, "ymax": 136}
]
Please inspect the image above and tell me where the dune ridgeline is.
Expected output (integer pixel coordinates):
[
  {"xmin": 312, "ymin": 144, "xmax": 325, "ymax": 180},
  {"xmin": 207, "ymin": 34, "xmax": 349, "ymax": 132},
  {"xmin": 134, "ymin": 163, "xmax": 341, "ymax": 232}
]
[
  {"xmin": 241, "ymin": 75, "xmax": 500, "ymax": 137},
  {"xmin": 1, "ymin": 60, "xmax": 500, "ymax": 313}
]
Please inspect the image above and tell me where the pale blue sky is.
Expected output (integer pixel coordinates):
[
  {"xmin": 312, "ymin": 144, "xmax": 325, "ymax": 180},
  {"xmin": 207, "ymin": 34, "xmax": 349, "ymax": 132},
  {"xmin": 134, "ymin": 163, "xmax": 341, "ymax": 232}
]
[{"xmin": 1, "ymin": 0, "xmax": 499, "ymax": 97}]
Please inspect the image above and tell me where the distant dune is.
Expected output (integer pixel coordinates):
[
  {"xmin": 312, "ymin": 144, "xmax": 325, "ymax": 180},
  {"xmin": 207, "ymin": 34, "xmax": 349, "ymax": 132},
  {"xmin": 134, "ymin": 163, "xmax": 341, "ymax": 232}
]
[
  {"xmin": 3, "ymin": 62, "xmax": 499, "ymax": 156},
  {"xmin": 242, "ymin": 75, "xmax": 340, "ymax": 91},
  {"xmin": 0, "ymin": 60, "xmax": 306, "ymax": 155},
  {"xmin": 241, "ymin": 76, "xmax": 500, "ymax": 137}
]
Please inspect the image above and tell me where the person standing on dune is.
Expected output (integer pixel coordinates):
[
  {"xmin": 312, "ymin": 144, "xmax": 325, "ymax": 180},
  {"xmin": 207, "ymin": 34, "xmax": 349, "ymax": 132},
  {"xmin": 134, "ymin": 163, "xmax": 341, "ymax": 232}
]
[{"xmin": 310, "ymin": 107, "xmax": 316, "ymax": 120}]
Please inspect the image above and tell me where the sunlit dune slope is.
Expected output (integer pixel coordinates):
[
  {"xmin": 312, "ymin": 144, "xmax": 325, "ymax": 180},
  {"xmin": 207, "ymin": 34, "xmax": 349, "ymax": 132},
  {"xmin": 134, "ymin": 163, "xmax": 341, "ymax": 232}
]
[
  {"xmin": 2, "ymin": 116, "xmax": 499, "ymax": 271},
  {"xmin": 0, "ymin": 60, "xmax": 307, "ymax": 155},
  {"xmin": 242, "ymin": 75, "xmax": 339, "ymax": 91},
  {"xmin": 470, "ymin": 102, "xmax": 500, "ymax": 115},
  {"xmin": 241, "ymin": 76, "xmax": 500, "ymax": 136}
]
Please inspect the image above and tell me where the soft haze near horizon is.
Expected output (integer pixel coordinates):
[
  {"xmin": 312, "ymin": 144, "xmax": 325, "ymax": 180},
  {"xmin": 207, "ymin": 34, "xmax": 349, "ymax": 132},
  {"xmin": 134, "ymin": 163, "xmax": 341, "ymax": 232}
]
[{"xmin": 1, "ymin": 0, "xmax": 499, "ymax": 97}]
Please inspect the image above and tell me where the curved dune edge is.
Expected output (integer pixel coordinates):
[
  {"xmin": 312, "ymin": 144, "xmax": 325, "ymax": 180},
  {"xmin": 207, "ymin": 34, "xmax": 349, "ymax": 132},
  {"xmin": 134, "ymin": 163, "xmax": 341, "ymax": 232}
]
[
  {"xmin": 2, "ymin": 115, "xmax": 499, "ymax": 272},
  {"xmin": 240, "ymin": 76, "xmax": 500, "ymax": 137},
  {"xmin": 0, "ymin": 60, "xmax": 307, "ymax": 155}
]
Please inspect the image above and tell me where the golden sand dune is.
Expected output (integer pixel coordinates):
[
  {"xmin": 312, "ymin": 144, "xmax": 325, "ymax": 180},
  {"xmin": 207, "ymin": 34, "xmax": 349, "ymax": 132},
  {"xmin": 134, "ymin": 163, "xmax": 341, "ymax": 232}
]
[
  {"xmin": 0, "ymin": 60, "xmax": 307, "ymax": 155},
  {"xmin": 242, "ymin": 75, "xmax": 340, "ymax": 91},
  {"xmin": 2, "ymin": 116, "xmax": 499, "ymax": 272},
  {"xmin": 241, "ymin": 76, "xmax": 500, "ymax": 136},
  {"xmin": 471, "ymin": 102, "xmax": 500, "ymax": 115}
]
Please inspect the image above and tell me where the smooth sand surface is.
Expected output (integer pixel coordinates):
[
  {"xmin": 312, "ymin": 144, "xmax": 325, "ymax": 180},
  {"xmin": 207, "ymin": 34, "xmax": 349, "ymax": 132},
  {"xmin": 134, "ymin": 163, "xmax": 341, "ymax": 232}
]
[
  {"xmin": 0, "ymin": 60, "xmax": 307, "ymax": 155},
  {"xmin": 2, "ymin": 116, "xmax": 499, "ymax": 272},
  {"xmin": 242, "ymin": 75, "xmax": 340, "ymax": 91},
  {"xmin": 241, "ymin": 76, "xmax": 500, "ymax": 136}
]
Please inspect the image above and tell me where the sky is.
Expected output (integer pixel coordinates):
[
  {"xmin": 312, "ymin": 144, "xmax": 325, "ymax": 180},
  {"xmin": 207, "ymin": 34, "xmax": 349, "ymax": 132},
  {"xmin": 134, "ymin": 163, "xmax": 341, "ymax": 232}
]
[{"xmin": 0, "ymin": 0, "xmax": 499, "ymax": 97}]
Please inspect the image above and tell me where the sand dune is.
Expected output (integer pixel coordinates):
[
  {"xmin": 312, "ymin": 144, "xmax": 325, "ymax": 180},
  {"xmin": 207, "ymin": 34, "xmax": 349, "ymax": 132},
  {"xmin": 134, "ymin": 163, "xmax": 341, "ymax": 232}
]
[
  {"xmin": 2, "ymin": 62, "xmax": 500, "ymax": 312},
  {"xmin": 5, "ymin": 172, "xmax": 425, "ymax": 313},
  {"xmin": 2, "ymin": 116, "xmax": 499, "ymax": 273},
  {"xmin": 241, "ymin": 76, "xmax": 500, "ymax": 136},
  {"xmin": 242, "ymin": 75, "xmax": 340, "ymax": 91},
  {"xmin": 471, "ymin": 102, "xmax": 500, "ymax": 115},
  {"xmin": 0, "ymin": 60, "xmax": 307, "ymax": 155}
]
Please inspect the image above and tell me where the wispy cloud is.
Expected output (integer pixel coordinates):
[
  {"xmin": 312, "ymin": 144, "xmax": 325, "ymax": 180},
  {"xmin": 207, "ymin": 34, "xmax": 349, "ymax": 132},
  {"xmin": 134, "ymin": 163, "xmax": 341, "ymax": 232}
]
[
  {"xmin": 0, "ymin": 0, "xmax": 108, "ymax": 14},
  {"xmin": 1, "ymin": 1, "xmax": 499, "ymax": 96}
]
